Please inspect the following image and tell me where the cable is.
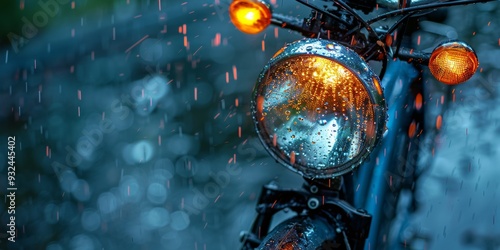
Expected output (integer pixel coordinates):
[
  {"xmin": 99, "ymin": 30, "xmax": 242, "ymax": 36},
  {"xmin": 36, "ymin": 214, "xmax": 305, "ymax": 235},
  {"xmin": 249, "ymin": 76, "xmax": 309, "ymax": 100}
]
[
  {"xmin": 331, "ymin": 0, "xmax": 380, "ymax": 39},
  {"xmin": 367, "ymin": 0, "xmax": 498, "ymax": 24},
  {"xmin": 295, "ymin": 0, "xmax": 352, "ymax": 27}
]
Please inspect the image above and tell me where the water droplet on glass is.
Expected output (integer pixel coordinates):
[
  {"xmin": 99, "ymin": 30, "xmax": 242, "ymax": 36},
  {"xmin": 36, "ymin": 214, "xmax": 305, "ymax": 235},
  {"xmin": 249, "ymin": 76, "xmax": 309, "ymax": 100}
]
[
  {"xmin": 317, "ymin": 119, "xmax": 327, "ymax": 126},
  {"xmin": 252, "ymin": 48, "xmax": 381, "ymax": 178}
]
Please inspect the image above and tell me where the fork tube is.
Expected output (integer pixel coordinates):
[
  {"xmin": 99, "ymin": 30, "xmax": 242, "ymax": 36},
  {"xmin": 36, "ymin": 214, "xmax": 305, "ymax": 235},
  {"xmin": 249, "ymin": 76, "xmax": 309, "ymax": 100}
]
[{"xmin": 352, "ymin": 60, "xmax": 420, "ymax": 249}]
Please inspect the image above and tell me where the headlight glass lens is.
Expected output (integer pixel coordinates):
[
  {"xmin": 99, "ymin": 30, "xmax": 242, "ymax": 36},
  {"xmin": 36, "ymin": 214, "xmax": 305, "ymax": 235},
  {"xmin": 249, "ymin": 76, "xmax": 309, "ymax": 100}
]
[{"xmin": 252, "ymin": 39, "xmax": 386, "ymax": 178}]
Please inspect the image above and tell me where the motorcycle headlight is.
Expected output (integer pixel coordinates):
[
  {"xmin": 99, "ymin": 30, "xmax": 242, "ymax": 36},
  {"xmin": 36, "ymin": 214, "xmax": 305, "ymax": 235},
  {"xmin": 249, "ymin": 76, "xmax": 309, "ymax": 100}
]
[{"xmin": 252, "ymin": 39, "xmax": 386, "ymax": 179}]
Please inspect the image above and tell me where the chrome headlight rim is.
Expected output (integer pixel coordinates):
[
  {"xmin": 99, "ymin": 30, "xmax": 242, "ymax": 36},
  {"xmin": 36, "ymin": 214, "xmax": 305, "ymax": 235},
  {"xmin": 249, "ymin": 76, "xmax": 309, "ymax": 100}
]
[{"xmin": 251, "ymin": 38, "xmax": 387, "ymax": 179}]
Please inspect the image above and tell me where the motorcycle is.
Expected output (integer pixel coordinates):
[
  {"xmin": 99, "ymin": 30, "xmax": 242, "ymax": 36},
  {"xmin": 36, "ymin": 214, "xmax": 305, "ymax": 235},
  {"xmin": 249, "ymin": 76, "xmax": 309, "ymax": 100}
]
[{"xmin": 226, "ymin": 0, "xmax": 496, "ymax": 249}]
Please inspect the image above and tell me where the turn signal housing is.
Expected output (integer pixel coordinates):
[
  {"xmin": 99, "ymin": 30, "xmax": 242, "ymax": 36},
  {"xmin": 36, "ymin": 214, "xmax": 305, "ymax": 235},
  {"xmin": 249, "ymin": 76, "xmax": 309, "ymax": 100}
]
[
  {"xmin": 429, "ymin": 41, "xmax": 478, "ymax": 85},
  {"xmin": 229, "ymin": 0, "xmax": 272, "ymax": 34}
]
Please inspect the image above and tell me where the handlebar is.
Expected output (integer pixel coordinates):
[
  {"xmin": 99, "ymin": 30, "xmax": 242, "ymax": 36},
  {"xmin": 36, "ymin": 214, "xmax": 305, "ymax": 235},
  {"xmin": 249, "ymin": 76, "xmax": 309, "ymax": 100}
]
[
  {"xmin": 269, "ymin": 12, "xmax": 431, "ymax": 65},
  {"xmin": 396, "ymin": 48, "xmax": 431, "ymax": 65},
  {"xmin": 271, "ymin": 13, "xmax": 310, "ymax": 36},
  {"xmin": 376, "ymin": 0, "xmax": 442, "ymax": 9},
  {"xmin": 268, "ymin": 0, "xmax": 490, "ymax": 66}
]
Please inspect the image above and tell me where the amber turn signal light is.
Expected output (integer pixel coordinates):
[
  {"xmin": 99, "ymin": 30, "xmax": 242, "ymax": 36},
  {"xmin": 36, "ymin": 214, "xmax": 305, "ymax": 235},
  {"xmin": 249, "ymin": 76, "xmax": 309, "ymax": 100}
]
[
  {"xmin": 229, "ymin": 0, "xmax": 271, "ymax": 34},
  {"xmin": 429, "ymin": 41, "xmax": 478, "ymax": 85}
]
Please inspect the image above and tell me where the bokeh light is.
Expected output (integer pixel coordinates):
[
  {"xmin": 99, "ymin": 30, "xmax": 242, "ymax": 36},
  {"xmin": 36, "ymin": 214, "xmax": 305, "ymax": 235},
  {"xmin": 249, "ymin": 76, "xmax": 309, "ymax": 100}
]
[{"xmin": 0, "ymin": 1, "xmax": 499, "ymax": 249}]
